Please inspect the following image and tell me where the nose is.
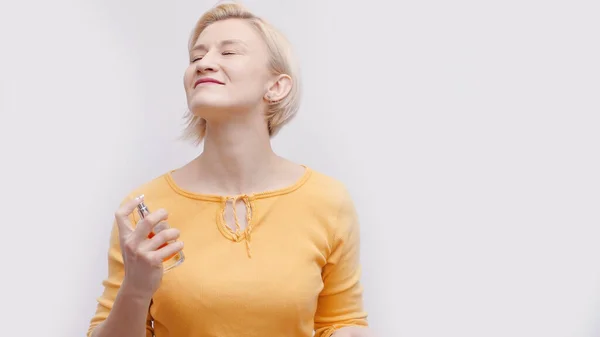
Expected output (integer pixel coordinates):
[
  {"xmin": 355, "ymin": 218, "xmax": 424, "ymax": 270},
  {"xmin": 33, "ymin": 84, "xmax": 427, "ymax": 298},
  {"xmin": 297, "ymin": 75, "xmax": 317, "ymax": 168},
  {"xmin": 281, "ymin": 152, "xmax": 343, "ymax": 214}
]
[
  {"xmin": 196, "ymin": 63, "xmax": 216, "ymax": 73},
  {"xmin": 196, "ymin": 52, "xmax": 218, "ymax": 73}
]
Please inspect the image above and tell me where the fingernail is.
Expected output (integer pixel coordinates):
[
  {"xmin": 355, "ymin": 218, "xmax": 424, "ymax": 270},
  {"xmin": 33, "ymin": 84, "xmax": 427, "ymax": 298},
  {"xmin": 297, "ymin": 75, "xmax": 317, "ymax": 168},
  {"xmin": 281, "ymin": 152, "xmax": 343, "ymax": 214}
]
[{"xmin": 136, "ymin": 194, "xmax": 145, "ymax": 200}]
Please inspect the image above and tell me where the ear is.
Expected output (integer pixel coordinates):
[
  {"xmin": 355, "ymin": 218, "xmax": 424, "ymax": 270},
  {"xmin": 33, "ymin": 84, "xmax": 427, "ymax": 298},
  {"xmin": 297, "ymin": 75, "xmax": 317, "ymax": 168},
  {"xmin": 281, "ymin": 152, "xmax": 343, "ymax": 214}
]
[{"xmin": 264, "ymin": 74, "xmax": 292, "ymax": 103}]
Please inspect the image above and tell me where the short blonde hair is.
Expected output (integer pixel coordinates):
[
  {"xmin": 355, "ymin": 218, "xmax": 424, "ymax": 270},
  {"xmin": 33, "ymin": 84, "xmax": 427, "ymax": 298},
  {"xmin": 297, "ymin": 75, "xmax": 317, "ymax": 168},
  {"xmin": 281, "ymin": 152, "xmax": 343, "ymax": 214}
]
[{"xmin": 182, "ymin": 2, "xmax": 302, "ymax": 144}]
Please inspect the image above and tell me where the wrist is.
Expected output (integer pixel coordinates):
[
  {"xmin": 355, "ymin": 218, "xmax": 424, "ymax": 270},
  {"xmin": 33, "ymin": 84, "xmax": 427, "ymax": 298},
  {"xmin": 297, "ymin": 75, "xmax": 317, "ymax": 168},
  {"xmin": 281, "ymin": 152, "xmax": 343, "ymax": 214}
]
[{"xmin": 120, "ymin": 280, "xmax": 154, "ymax": 303}]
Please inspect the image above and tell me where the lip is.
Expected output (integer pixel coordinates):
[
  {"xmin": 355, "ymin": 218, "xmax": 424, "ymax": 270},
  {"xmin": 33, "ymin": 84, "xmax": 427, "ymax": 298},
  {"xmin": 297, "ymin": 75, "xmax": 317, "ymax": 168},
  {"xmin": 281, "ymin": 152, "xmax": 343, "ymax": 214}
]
[{"xmin": 194, "ymin": 77, "xmax": 224, "ymax": 88}]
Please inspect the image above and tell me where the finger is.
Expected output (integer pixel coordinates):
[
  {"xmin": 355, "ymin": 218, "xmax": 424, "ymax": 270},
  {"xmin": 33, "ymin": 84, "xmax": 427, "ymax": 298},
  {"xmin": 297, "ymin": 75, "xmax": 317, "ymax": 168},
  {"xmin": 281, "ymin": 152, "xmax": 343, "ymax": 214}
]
[
  {"xmin": 133, "ymin": 208, "xmax": 169, "ymax": 241},
  {"xmin": 114, "ymin": 194, "xmax": 145, "ymax": 236},
  {"xmin": 140, "ymin": 228, "xmax": 181, "ymax": 251},
  {"xmin": 150, "ymin": 241, "xmax": 184, "ymax": 264}
]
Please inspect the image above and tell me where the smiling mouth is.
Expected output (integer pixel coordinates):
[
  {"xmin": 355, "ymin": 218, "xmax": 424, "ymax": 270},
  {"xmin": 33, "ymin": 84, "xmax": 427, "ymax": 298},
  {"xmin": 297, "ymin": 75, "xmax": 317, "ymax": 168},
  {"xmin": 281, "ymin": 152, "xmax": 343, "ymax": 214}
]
[{"xmin": 194, "ymin": 78, "xmax": 224, "ymax": 88}]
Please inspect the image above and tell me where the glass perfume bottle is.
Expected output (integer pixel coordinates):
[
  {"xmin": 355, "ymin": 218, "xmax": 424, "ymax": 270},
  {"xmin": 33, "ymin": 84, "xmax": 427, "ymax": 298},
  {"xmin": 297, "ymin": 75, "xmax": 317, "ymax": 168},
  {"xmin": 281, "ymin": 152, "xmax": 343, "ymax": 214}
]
[{"xmin": 137, "ymin": 201, "xmax": 185, "ymax": 272}]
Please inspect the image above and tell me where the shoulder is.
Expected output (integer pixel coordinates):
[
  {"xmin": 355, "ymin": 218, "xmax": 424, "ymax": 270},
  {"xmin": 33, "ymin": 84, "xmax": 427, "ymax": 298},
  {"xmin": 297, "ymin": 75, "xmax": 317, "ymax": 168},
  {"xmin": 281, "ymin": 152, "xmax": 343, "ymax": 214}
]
[
  {"xmin": 302, "ymin": 168, "xmax": 352, "ymax": 202},
  {"xmin": 300, "ymin": 168, "xmax": 360, "ymax": 243},
  {"xmin": 120, "ymin": 171, "xmax": 177, "ymax": 208},
  {"xmin": 300, "ymin": 167, "xmax": 357, "ymax": 219}
]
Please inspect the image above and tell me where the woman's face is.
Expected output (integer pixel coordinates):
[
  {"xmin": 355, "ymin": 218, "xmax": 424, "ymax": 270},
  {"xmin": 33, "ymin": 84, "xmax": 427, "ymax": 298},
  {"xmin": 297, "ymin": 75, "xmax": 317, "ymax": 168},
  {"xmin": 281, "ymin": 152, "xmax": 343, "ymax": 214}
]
[{"xmin": 184, "ymin": 19, "xmax": 273, "ymax": 120}]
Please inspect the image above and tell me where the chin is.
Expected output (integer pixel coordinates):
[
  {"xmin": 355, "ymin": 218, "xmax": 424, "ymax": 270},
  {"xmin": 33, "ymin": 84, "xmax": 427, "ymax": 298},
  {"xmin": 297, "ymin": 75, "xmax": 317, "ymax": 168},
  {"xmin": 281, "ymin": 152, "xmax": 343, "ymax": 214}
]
[
  {"xmin": 190, "ymin": 95, "xmax": 228, "ymax": 109},
  {"xmin": 190, "ymin": 96, "xmax": 251, "ymax": 115},
  {"xmin": 189, "ymin": 102, "xmax": 238, "ymax": 121}
]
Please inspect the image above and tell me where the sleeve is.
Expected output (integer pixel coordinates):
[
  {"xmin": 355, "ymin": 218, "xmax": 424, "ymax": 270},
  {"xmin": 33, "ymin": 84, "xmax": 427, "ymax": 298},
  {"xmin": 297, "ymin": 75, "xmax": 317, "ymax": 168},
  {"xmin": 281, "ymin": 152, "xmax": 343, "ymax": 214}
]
[
  {"xmin": 87, "ymin": 203, "xmax": 154, "ymax": 337},
  {"xmin": 314, "ymin": 190, "xmax": 369, "ymax": 337}
]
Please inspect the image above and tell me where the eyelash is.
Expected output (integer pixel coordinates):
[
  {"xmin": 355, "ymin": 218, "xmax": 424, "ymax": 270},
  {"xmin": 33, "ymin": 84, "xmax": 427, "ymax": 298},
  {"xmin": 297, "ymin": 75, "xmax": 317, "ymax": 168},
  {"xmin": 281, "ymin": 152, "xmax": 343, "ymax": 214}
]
[{"xmin": 191, "ymin": 51, "xmax": 236, "ymax": 63}]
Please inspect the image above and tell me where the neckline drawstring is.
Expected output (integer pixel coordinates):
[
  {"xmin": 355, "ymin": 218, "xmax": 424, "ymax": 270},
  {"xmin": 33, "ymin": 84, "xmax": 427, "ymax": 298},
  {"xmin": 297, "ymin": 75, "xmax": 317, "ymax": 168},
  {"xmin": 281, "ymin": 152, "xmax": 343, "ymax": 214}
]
[{"xmin": 218, "ymin": 195, "xmax": 255, "ymax": 258}]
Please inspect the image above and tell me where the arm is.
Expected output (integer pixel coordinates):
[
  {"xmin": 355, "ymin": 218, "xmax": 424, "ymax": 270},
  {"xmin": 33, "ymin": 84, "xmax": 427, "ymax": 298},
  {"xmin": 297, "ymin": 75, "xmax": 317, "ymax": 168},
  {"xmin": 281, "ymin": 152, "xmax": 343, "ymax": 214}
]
[
  {"xmin": 314, "ymin": 189, "xmax": 372, "ymax": 337},
  {"xmin": 89, "ymin": 283, "xmax": 153, "ymax": 337},
  {"xmin": 88, "ymin": 195, "xmax": 182, "ymax": 337},
  {"xmin": 87, "ymin": 219, "xmax": 154, "ymax": 337}
]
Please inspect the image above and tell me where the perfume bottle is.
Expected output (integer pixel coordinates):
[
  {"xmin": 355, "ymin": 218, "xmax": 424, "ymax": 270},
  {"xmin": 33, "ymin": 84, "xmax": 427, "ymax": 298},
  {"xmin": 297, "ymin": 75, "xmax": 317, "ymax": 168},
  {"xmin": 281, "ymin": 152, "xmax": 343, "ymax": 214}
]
[{"xmin": 137, "ymin": 201, "xmax": 185, "ymax": 272}]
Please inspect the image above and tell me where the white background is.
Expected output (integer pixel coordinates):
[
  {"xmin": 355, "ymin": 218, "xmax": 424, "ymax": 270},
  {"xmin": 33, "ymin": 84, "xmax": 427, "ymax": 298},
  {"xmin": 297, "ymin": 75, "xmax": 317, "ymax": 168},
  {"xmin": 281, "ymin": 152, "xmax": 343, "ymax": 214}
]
[{"xmin": 1, "ymin": 0, "xmax": 599, "ymax": 336}]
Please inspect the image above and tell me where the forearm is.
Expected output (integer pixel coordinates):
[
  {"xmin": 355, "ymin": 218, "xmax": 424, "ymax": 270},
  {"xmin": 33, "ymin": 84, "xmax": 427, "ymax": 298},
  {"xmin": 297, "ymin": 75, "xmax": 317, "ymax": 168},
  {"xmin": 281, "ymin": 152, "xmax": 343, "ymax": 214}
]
[{"xmin": 90, "ymin": 284, "xmax": 152, "ymax": 337}]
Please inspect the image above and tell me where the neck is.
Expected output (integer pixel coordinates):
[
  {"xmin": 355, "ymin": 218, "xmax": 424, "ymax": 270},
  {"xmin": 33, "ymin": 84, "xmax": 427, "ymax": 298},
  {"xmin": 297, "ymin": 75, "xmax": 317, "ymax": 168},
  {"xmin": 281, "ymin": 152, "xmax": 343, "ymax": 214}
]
[{"xmin": 194, "ymin": 118, "xmax": 279, "ymax": 195}]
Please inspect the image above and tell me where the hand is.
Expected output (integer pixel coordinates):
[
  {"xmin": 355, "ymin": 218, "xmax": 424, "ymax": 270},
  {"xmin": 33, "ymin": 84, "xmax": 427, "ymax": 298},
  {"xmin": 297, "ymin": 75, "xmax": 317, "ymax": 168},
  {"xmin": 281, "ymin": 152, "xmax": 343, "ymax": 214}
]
[{"xmin": 114, "ymin": 195, "xmax": 184, "ymax": 299}]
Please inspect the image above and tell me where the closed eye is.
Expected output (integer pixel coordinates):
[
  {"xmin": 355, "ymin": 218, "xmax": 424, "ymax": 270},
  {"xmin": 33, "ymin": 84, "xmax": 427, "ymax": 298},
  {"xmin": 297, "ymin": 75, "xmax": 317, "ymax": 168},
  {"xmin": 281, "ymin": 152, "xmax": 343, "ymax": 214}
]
[{"xmin": 190, "ymin": 50, "xmax": 236, "ymax": 63}]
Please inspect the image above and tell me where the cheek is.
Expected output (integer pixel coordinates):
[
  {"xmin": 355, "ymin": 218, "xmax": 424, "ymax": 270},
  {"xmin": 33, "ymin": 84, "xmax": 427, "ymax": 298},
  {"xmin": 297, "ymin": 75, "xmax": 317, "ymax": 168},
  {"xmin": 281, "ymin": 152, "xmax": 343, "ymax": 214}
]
[
  {"xmin": 183, "ymin": 67, "xmax": 195, "ymax": 90},
  {"xmin": 228, "ymin": 64, "xmax": 269, "ymax": 89}
]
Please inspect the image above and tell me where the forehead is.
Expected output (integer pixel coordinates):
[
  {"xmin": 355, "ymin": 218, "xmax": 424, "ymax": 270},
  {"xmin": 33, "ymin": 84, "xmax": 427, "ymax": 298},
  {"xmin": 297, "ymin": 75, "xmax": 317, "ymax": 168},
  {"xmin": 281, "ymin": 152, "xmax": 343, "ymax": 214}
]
[{"xmin": 194, "ymin": 18, "xmax": 263, "ymax": 48}]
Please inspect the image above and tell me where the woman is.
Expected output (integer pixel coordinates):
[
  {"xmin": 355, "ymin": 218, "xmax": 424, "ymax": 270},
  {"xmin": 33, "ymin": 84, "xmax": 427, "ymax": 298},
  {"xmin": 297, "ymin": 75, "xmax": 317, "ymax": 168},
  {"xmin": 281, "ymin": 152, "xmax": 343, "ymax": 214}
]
[{"xmin": 87, "ymin": 3, "xmax": 373, "ymax": 337}]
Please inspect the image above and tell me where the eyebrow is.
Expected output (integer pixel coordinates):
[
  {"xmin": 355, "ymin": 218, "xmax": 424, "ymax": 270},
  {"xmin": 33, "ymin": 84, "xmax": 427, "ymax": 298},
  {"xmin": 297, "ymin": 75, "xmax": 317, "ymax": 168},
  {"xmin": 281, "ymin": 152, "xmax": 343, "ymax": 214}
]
[{"xmin": 191, "ymin": 39, "xmax": 248, "ymax": 52}]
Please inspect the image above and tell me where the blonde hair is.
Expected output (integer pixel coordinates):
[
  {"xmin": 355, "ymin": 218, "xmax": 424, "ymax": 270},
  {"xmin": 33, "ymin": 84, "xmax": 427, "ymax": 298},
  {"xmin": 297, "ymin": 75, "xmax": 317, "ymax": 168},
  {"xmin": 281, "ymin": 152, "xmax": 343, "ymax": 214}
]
[{"xmin": 182, "ymin": 2, "xmax": 302, "ymax": 145}]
